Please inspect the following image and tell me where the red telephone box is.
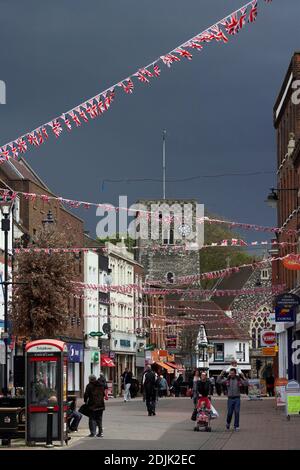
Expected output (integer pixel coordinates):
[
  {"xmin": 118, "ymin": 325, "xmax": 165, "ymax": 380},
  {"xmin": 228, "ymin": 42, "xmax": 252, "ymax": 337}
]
[{"xmin": 25, "ymin": 339, "xmax": 68, "ymax": 445}]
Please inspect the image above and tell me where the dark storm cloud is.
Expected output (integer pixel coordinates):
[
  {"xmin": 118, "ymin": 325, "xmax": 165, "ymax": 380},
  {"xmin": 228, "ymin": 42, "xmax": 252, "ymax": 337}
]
[{"xmin": 0, "ymin": 0, "xmax": 299, "ymax": 238}]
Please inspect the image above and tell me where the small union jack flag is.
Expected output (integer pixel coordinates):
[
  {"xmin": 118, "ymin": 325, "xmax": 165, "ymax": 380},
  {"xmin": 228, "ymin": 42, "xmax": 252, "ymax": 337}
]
[
  {"xmin": 27, "ymin": 133, "xmax": 39, "ymax": 146},
  {"xmin": 78, "ymin": 108, "xmax": 89, "ymax": 122},
  {"xmin": 0, "ymin": 146, "xmax": 10, "ymax": 161},
  {"xmin": 63, "ymin": 115, "xmax": 72, "ymax": 130},
  {"xmin": 17, "ymin": 138, "xmax": 27, "ymax": 153},
  {"xmin": 140, "ymin": 68, "xmax": 153, "ymax": 78},
  {"xmin": 10, "ymin": 145, "xmax": 19, "ymax": 160},
  {"xmin": 153, "ymin": 64, "xmax": 161, "ymax": 76},
  {"xmin": 175, "ymin": 48, "xmax": 193, "ymax": 60},
  {"xmin": 97, "ymin": 99, "xmax": 105, "ymax": 114},
  {"xmin": 36, "ymin": 130, "xmax": 44, "ymax": 145},
  {"xmin": 41, "ymin": 127, "xmax": 48, "ymax": 139},
  {"xmin": 51, "ymin": 120, "xmax": 63, "ymax": 138},
  {"xmin": 238, "ymin": 7, "xmax": 248, "ymax": 31},
  {"xmin": 135, "ymin": 72, "xmax": 149, "ymax": 83},
  {"xmin": 189, "ymin": 41, "xmax": 204, "ymax": 50},
  {"xmin": 210, "ymin": 25, "xmax": 229, "ymax": 43},
  {"xmin": 86, "ymin": 102, "xmax": 98, "ymax": 119},
  {"xmin": 70, "ymin": 112, "xmax": 81, "ymax": 126},
  {"xmin": 122, "ymin": 79, "xmax": 134, "ymax": 94},
  {"xmin": 248, "ymin": 1, "xmax": 258, "ymax": 23},
  {"xmin": 224, "ymin": 14, "xmax": 239, "ymax": 35}
]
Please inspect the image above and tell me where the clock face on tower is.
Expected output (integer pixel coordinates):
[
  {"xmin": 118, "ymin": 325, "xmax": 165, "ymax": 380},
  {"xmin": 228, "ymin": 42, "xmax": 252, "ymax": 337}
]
[{"xmin": 177, "ymin": 223, "xmax": 192, "ymax": 237}]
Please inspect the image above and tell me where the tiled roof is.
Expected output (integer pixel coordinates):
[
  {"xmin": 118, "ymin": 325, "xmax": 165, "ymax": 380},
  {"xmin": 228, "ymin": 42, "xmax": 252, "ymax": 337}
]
[
  {"xmin": 166, "ymin": 297, "xmax": 250, "ymax": 341},
  {"xmin": 212, "ymin": 266, "xmax": 254, "ymax": 310}
]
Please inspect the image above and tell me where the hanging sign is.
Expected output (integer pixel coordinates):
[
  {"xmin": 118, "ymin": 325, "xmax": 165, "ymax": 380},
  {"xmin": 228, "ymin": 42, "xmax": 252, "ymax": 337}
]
[
  {"xmin": 283, "ymin": 255, "xmax": 300, "ymax": 271},
  {"xmin": 275, "ymin": 293, "xmax": 300, "ymax": 323},
  {"xmin": 261, "ymin": 330, "xmax": 276, "ymax": 347}
]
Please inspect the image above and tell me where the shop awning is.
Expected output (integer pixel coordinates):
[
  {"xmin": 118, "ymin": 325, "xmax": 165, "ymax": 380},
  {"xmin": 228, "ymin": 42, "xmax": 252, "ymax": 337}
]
[
  {"xmin": 101, "ymin": 355, "xmax": 115, "ymax": 367},
  {"xmin": 155, "ymin": 361, "xmax": 174, "ymax": 373},
  {"xmin": 165, "ymin": 362, "xmax": 185, "ymax": 372}
]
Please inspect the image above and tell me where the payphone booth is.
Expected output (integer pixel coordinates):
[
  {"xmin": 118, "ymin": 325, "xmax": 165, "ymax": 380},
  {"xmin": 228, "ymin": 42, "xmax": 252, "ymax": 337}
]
[{"xmin": 25, "ymin": 339, "xmax": 68, "ymax": 446}]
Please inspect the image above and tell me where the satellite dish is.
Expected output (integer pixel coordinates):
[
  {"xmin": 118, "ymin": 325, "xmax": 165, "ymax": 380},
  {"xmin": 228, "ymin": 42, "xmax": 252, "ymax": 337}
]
[{"xmin": 102, "ymin": 323, "xmax": 110, "ymax": 334}]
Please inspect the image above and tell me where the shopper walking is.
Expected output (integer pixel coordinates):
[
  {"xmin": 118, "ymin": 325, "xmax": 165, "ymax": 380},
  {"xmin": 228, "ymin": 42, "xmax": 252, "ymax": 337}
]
[
  {"xmin": 158, "ymin": 375, "xmax": 168, "ymax": 398},
  {"xmin": 143, "ymin": 365, "xmax": 158, "ymax": 416},
  {"xmin": 84, "ymin": 374, "xmax": 107, "ymax": 437},
  {"xmin": 217, "ymin": 368, "xmax": 248, "ymax": 432},
  {"xmin": 121, "ymin": 368, "xmax": 133, "ymax": 402}
]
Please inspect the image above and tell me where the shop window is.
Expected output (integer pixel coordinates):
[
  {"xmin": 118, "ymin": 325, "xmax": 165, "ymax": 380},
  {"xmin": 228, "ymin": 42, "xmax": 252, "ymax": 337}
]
[{"xmin": 214, "ymin": 343, "xmax": 224, "ymax": 362}]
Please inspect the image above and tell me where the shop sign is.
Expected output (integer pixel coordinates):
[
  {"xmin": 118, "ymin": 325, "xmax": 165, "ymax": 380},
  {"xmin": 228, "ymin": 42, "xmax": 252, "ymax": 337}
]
[
  {"xmin": 275, "ymin": 293, "xmax": 300, "ymax": 323},
  {"xmin": 68, "ymin": 343, "xmax": 84, "ymax": 363},
  {"xmin": 0, "ymin": 340, "xmax": 5, "ymax": 365},
  {"xmin": 248, "ymin": 379, "xmax": 262, "ymax": 400},
  {"xmin": 261, "ymin": 330, "xmax": 277, "ymax": 347},
  {"xmin": 120, "ymin": 339, "xmax": 130, "ymax": 347},
  {"xmin": 262, "ymin": 347, "xmax": 276, "ymax": 356}
]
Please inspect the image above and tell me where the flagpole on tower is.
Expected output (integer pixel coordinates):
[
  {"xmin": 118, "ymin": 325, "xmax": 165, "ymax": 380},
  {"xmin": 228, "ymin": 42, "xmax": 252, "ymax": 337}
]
[{"xmin": 163, "ymin": 129, "xmax": 166, "ymax": 200}]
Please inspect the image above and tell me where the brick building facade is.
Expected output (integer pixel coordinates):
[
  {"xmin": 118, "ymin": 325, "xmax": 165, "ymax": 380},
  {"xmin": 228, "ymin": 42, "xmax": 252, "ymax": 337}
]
[{"xmin": 0, "ymin": 158, "xmax": 85, "ymax": 395}]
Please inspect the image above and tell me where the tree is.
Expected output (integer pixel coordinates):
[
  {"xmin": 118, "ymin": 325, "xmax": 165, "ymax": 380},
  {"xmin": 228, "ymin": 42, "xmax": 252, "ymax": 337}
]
[
  {"xmin": 200, "ymin": 212, "xmax": 256, "ymax": 289},
  {"xmin": 178, "ymin": 325, "xmax": 199, "ymax": 369},
  {"xmin": 10, "ymin": 229, "xmax": 77, "ymax": 339},
  {"xmin": 97, "ymin": 233, "xmax": 136, "ymax": 252}
]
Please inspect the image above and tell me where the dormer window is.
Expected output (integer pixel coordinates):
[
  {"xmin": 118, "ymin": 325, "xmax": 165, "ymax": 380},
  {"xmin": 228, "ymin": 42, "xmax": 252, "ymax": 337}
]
[{"xmin": 261, "ymin": 269, "xmax": 270, "ymax": 280}]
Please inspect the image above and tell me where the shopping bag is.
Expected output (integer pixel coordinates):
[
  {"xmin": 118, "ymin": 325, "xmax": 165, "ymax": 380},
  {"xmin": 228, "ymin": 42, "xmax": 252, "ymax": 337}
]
[
  {"xmin": 186, "ymin": 388, "xmax": 193, "ymax": 398},
  {"xmin": 210, "ymin": 404, "xmax": 219, "ymax": 419},
  {"xmin": 78, "ymin": 403, "xmax": 91, "ymax": 417},
  {"xmin": 191, "ymin": 408, "xmax": 197, "ymax": 421}
]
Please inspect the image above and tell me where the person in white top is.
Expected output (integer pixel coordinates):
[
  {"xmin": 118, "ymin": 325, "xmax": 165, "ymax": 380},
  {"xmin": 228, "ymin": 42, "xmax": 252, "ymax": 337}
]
[{"xmin": 225, "ymin": 360, "xmax": 243, "ymax": 377}]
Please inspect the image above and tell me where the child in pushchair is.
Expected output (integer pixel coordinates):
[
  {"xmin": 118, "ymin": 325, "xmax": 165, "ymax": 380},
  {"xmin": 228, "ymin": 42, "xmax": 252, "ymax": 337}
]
[{"xmin": 194, "ymin": 396, "xmax": 212, "ymax": 432}]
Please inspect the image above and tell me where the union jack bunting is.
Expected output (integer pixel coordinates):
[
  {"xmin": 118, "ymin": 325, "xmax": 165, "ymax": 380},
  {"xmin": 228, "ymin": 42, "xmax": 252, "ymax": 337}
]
[
  {"xmin": 9, "ymin": 145, "xmax": 19, "ymax": 160},
  {"xmin": 224, "ymin": 14, "xmax": 239, "ymax": 35},
  {"xmin": 248, "ymin": 1, "xmax": 258, "ymax": 23},
  {"xmin": 17, "ymin": 138, "xmax": 27, "ymax": 153},
  {"xmin": 135, "ymin": 72, "xmax": 149, "ymax": 83},
  {"xmin": 122, "ymin": 79, "xmax": 134, "ymax": 94},
  {"xmin": 209, "ymin": 25, "xmax": 228, "ymax": 43},
  {"xmin": 175, "ymin": 48, "xmax": 193, "ymax": 60},
  {"xmin": 153, "ymin": 64, "xmax": 161, "ymax": 76},
  {"xmin": 36, "ymin": 130, "xmax": 44, "ymax": 145},
  {"xmin": 41, "ymin": 127, "xmax": 49, "ymax": 139},
  {"xmin": 187, "ymin": 41, "xmax": 204, "ymax": 50},
  {"xmin": 70, "ymin": 112, "xmax": 81, "ymax": 127},
  {"xmin": 97, "ymin": 99, "xmax": 105, "ymax": 114},
  {"xmin": 238, "ymin": 7, "xmax": 248, "ymax": 31},
  {"xmin": 78, "ymin": 108, "xmax": 89, "ymax": 122},
  {"xmin": 27, "ymin": 133, "xmax": 39, "ymax": 146},
  {"xmin": 51, "ymin": 120, "xmax": 63, "ymax": 138},
  {"xmin": 63, "ymin": 114, "xmax": 72, "ymax": 130},
  {"xmin": 86, "ymin": 101, "xmax": 98, "ymax": 118},
  {"xmin": 0, "ymin": 146, "xmax": 10, "ymax": 161},
  {"xmin": 140, "ymin": 68, "xmax": 153, "ymax": 78}
]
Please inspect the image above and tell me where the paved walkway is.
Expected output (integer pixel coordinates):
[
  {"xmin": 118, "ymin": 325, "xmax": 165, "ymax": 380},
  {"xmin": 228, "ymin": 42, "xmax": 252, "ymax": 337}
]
[
  {"xmin": 2, "ymin": 396, "xmax": 299, "ymax": 450},
  {"xmin": 66, "ymin": 396, "xmax": 300, "ymax": 450}
]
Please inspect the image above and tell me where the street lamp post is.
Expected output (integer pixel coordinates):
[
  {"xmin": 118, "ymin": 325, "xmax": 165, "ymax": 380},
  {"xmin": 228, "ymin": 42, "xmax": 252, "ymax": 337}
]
[{"xmin": 0, "ymin": 197, "xmax": 14, "ymax": 396}]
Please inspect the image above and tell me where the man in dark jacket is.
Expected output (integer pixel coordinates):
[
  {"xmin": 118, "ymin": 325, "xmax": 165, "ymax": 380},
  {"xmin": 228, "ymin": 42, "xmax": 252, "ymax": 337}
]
[
  {"xmin": 84, "ymin": 375, "xmax": 106, "ymax": 437},
  {"xmin": 121, "ymin": 368, "xmax": 133, "ymax": 402},
  {"xmin": 197, "ymin": 372, "xmax": 211, "ymax": 398},
  {"xmin": 143, "ymin": 365, "xmax": 158, "ymax": 416},
  {"xmin": 217, "ymin": 368, "xmax": 248, "ymax": 431}
]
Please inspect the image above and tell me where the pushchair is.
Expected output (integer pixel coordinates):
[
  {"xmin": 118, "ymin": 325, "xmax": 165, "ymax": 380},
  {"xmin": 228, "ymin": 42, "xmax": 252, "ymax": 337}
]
[{"xmin": 194, "ymin": 396, "xmax": 212, "ymax": 432}]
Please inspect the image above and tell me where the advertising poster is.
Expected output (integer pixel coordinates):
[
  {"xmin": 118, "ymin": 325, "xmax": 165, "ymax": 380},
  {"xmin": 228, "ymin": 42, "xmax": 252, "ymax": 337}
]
[
  {"xmin": 248, "ymin": 379, "xmax": 262, "ymax": 400},
  {"xmin": 275, "ymin": 378, "xmax": 288, "ymax": 407}
]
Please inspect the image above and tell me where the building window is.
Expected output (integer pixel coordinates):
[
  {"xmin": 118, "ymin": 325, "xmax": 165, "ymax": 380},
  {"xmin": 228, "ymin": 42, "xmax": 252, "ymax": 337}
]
[
  {"xmin": 261, "ymin": 269, "xmax": 270, "ymax": 280},
  {"xmin": 214, "ymin": 343, "xmax": 224, "ymax": 362}
]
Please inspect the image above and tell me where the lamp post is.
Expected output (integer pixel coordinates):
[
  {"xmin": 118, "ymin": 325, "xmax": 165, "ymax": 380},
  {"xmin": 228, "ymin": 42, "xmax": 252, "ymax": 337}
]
[
  {"xmin": 265, "ymin": 187, "xmax": 299, "ymax": 209},
  {"xmin": 0, "ymin": 196, "xmax": 14, "ymax": 396}
]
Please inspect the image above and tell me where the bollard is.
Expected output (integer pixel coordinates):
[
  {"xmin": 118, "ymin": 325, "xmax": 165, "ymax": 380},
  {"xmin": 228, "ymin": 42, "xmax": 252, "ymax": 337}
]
[{"xmin": 45, "ymin": 406, "xmax": 54, "ymax": 448}]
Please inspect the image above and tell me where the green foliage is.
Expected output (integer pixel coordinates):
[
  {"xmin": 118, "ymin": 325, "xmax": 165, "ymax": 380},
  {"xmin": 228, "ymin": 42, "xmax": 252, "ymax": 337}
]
[{"xmin": 97, "ymin": 234, "xmax": 136, "ymax": 252}]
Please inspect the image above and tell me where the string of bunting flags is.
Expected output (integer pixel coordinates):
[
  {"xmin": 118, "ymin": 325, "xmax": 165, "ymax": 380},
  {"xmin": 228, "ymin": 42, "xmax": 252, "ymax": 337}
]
[
  {"xmin": 11, "ymin": 239, "xmax": 298, "ymax": 255},
  {"xmin": 1, "ymin": 187, "xmax": 297, "ymax": 236},
  {"xmin": 0, "ymin": 0, "xmax": 272, "ymax": 164}
]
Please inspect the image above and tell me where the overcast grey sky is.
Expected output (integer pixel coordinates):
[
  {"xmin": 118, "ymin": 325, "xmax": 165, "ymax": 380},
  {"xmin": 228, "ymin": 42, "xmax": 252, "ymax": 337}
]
[{"xmin": 1, "ymin": 0, "xmax": 299, "ymax": 240}]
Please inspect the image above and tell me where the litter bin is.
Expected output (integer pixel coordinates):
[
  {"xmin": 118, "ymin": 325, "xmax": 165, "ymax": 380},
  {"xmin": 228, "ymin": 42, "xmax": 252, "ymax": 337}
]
[
  {"xmin": 0, "ymin": 407, "xmax": 23, "ymax": 445},
  {"xmin": 113, "ymin": 383, "xmax": 118, "ymax": 398}
]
